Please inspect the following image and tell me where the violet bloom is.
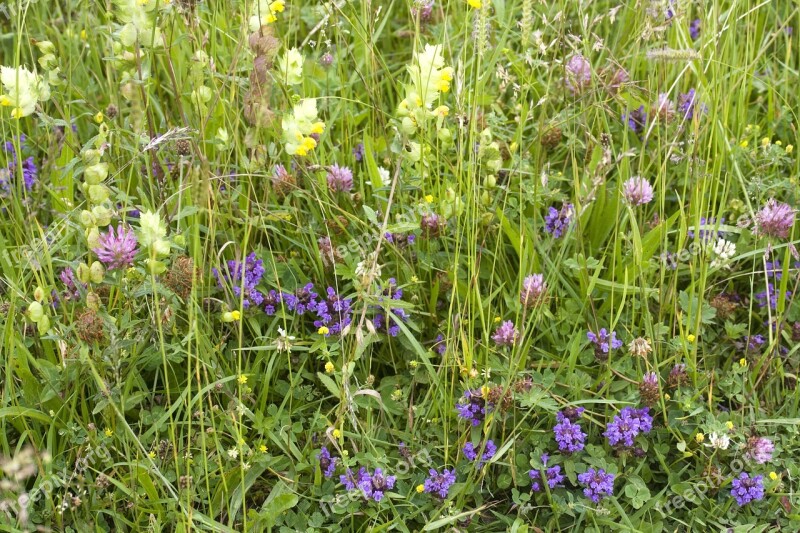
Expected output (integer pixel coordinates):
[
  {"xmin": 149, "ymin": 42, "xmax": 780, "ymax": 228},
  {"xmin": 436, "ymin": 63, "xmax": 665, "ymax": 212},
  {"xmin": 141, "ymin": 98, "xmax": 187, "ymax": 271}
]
[
  {"xmin": 604, "ymin": 407, "xmax": 653, "ymax": 448},
  {"xmin": 578, "ymin": 468, "xmax": 615, "ymax": 503},
  {"xmin": 352, "ymin": 143, "xmax": 365, "ymax": 162},
  {"xmin": 420, "ymin": 212, "xmax": 445, "ymax": 238},
  {"xmin": 605, "ymin": 67, "xmax": 629, "ymax": 94},
  {"xmin": 530, "ymin": 463, "xmax": 566, "ymax": 491},
  {"xmin": 623, "ymin": 106, "xmax": 647, "ymax": 135},
  {"xmin": 432, "ymin": 334, "xmax": 446, "ymax": 355},
  {"xmin": 326, "ymin": 164, "xmax": 353, "ymax": 192},
  {"xmin": 356, "ymin": 468, "xmax": 396, "ymax": 502},
  {"xmin": 564, "ymin": 54, "xmax": 592, "ymax": 95},
  {"xmin": 463, "ymin": 440, "xmax": 496, "ymax": 467},
  {"xmin": 587, "ymin": 328, "xmax": 623, "ymax": 354},
  {"xmin": 553, "ymin": 411, "xmax": 587, "ymax": 453},
  {"xmin": 756, "ymin": 283, "xmax": 791, "ymax": 310},
  {"xmin": 492, "ymin": 320, "xmax": 519, "ymax": 347},
  {"xmin": 282, "ymin": 283, "xmax": 319, "ymax": 315},
  {"xmin": 93, "ymin": 224, "xmax": 139, "ymax": 270},
  {"xmin": 755, "ymin": 199, "xmax": 795, "ymax": 239},
  {"xmin": 411, "ymin": 0, "xmax": 434, "ymax": 21},
  {"xmin": 731, "ymin": 472, "xmax": 764, "ymax": 506},
  {"xmin": 212, "ymin": 252, "xmax": 265, "ymax": 309},
  {"xmin": 319, "ymin": 52, "xmax": 334, "ymax": 68},
  {"xmin": 520, "ymin": 274, "xmax": 546, "ymax": 308},
  {"xmin": 373, "ymin": 278, "xmax": 409, "ymax": 336},
  {"xmin": 689, "ymin": 19, "xmax": 701, "ymax": 40},
  {"xmin": 744, "ymin": 436, "xmax": 775, "ymax": 464},
  {"xmin": 622, "ymin": 176, "xmax": 654, "ymax": 206},
  {"xmin": 456, "ymin": 389, "xmax": 492, "ymax": 426},
  {"xmin": 688, "ymin": 216, "xmax": 725, "ymax": 241},
  {"xmin": 544, "ymin": 203, "xmax": 574, "ymax": 238},
  {"xmin": 317, "ymin": 446, "xmax": 337, "ymax": 478},
  {"xmin": 678, "ymin": 89, "xmax": 705, "ymax": 120},
  {"xmin": 737, "ymin": 334, "xmax": 765, "ymax": 353},
  {"xmin": 262, "ymin": 290, "xmax": 280, "ymax": 315},
  {"xmin": 313, "ymin": 287, "xmax": 353, "ymax": 336},
  {"xmin": 639, "ymin": 372, "xmax": 659, "ymax": 405},
  {"xmin": 423, "ymin": 468, "xmax": 456, "ymax": 498},
  {"xmin": 2, "ymin": 135, "xmax": 37, "ymax": 192}
]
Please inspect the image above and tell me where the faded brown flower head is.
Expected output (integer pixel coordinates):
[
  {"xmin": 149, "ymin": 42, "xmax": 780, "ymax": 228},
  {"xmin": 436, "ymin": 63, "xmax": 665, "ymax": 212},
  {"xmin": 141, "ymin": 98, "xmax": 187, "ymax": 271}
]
[
  {"xmin": 710, "ymin": 293, "xmax": 739, "ymax": 320},
  {"xmin": 487, "ymin": 385, "xmax": 514, "ymax": 412},
  {"xmin": 76, "ymin": 308, "xmax": 105, "ymax": 344},
  {"xmin": 164, "ymin": 256, "xmax": 197, "ymax": 299},
  {"xmin": 540, "ymin": 125, "xmax": 563, "ymax": 151},
  {"xmin": 628, "ymin": 337, "xmax": 652, "ymax": 357}
]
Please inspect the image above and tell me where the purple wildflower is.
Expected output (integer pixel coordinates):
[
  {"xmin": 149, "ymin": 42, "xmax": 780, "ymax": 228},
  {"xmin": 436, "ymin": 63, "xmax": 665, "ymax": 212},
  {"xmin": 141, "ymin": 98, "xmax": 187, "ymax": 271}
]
[
  {"xmin": 605, "ymin": 67, "xmax": 629, "ymax": 94},
  {"xmin": 730, "ymin": 472, "xmax": 764, "ymax": 506},
  {"xmin": 93, "ymin": 224, "xmax": 139, "ymax": 270},
  {"xmin": 564, "ymin": 54, "xmax": 592, "ymax": 95},
  {"xmin": 520, "ymin": 274, "xmax": 546, "ymax": 308},
  {"xmin": 313, "ymin": 287, "xmax": 353, "ymax": 335},
  {"xmin": 744, "ymin": 436, "xmax": 775, "ymax": 464},
  {"xmin": 689, "ymin": 19, "xmax": 701, "ymax": 40},
  {"xmin": 283, "ymin": 283, "xmax": 319, "ymax": 315},
  {"xmin": 326, "ymin": 164, "xmax": 354, "ymax": 192},
  {"xmin": 755, "ymin": 199, "xmax": 795, "ymax": 239},
  {"xmin": 622, "ymin": 106, "xmax": 647, "ymax": 135},
  {"xmin": 456, "ymin": 389, "xmax": 492, "ymax": 426},
  {"xmin": 653, "ymin": 93, "xmax": 675, "ymax": 122},
  {"xmin": 352, "ymin": 143, "xmax": 365, "ymax": 162},
  {"xmin": 604, "ymin": 407, "xmax": 653, "ymax": 448},
  {"xmin": 317, "ymin": 447, "xmax": 337, "ymax": 478},
  {"xmin": 2, "ymin": 135, "xmax": 37, "ymax": 192},
  {"xmin": 544, "ymin": 203, "xmax": 574, "ymax": 238},
  {"xmin": 737, "ymin": 334, "xmax": 765, "ymax": 353},
  {"xmin": 678, "ymin": 89, "xmax": 705, "ymax": 120},
  {"xmin": 622, "ymin": 176, "xmax": 654, "ymax": 206},
  {"xmin": 319, "ymin": 52, "xmax": 334, "ymax": 68},
  {"xmin": 356, "ymin": 468, "xmax": 396, "ymax": 502},
  {"xmin": 263, "ymin": 290, "xmax": 280, "ymax": 315},
  {"xmin": 492, "ymin": 320, "xmax": 519, "ymax": 347},
  {"xmin": 578, "ymin": 468, "xmax": 615, "ymax": 503},
  {"xmin": 423, "ymin": 468, "xmax": 456, "ymax": 498},
  {"xmin": 212, "ymin": 252, "xmax": 265, "ymax": 309},
  {"xmin": 587, "ymin": 328, "xmax": 623, "ymax": 354},
  {"xmin": 420, "ymin": 212, "xmax": 445, "ymax": 238},
  {"xmin": 553, "ymin": 411, "xmax": 587, "ymax": 453},
  {"xmin": 373, "ymin": 278, "xmax": 409, "ymax": 336},
  {"xmin": 688, "ymin": 216, "xmax": 725, "ymax": 241},
  {"xmin": 433, "ymin": 334, "xmax": 447, "ymax": 355},
  {"xmin": 530, "ymin": 463, "xmax": 566, "ymax": 491},
  {"xmin": 756, "ymin": 283, "xmax": 791, "ymax": 310},
  {"xmin": 639, "ymin": 372, "xmax": 660, "ymax": 406},
  {"xmin": 463, "ymin": 440, "xmax": 496, "ymax": 467},
  {"xmin": 411, "ymin": 0, "xmax": 434, "ymax": 21}
]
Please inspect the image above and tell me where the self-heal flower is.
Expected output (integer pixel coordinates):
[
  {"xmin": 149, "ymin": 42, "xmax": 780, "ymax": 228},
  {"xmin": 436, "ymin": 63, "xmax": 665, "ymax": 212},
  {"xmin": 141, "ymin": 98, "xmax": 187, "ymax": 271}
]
[
  {"xmin": 587, "ymin": 328, "xmax": 623, "ymax": 357},
  {"xmin": 622, "ymin": 106, "xmax": 647, "ymax": 135},
  {"xmin": 283, "ymin": 283, "xmax": 319, "ymax": 315},
  {"xmin": 212, "ymin": 252, "xmax": 266, "ymax": 309},
  {"xmin": 93, "ymin": 224, "xmax": 139, "ymax": 270},
  {"xmin": 544, "ymin": 203, "xmax": 574, "ymax": 238},
  {"xmin": 678, "ymin": 89, "xmax": 705, "ymax": 120},
  {"xmin": 456, "ymin": 389, "xmax": 492, "ymax": 426},
  {"xmin": 731, "ymin": 472, "xmax": 764, "ymax": 506},
  {"xmin": 553, "ymin": 411, "xmax": 587, "ymax": 453},
  {"xmin": 313, "ymin": 287, "xmax": 353, "ymax": 335},
  {"xmin": 463, "ymin": 440, "xmax": 496, "ymax": 467},
  {"xmin": 317, "ymin": 446, "xmax": 338, "ymax": 478},
  {"xmin": 622, "ymin": 176, "xmax": 654, "ymax": 206},
  {"xmin": 423, "ymin": 468, "xmax": 456, "ymax": 498},
  {"xmin": 689, "ymin": 19, "xmax": 701, "ymax": 40},
  {"xmin": 492, "ymin": 320, "xmax": 519, "ymax": 347},
  {"xmin": 604, "ymin": 407, "xmax": 653, "ymax": 448},
  {"xmin": 356, "ymin": 468, "xmax": 396, "ymax": 502},
  {"xmin": 578, "ymin": 468, "xmax": 615, "ymax": 503},
  {"xmin": 530, "ymin": 462, "xmax": 565, "ymax": 491}
]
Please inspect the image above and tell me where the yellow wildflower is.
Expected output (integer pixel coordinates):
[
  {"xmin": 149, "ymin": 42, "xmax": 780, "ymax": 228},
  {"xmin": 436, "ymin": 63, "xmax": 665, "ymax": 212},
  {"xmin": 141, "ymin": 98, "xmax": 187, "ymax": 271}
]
[
  {"xmin": 739, "ymin": 358, "xmax": 747, "ymax": 367},
  {"xmin": 318, "ymin": 326, "xmax": 330, "ymax": 336},
  {"xmin": 325, "ymin": 361, "xmax": 335, "ymax": 373},
  {"xmin": 259, "ymin": 444, "xmax": 268, "ymax": 453},
  {"xmin": 424, "ymin": 195, "xmax": 434, "ymax": 203},
  {"xmin": 786, "ymin": 144, "xmax": 794, "ymax": 153},
  {"xmin": 93, "ymin": 112, "xmax": 104, "ymax": 123},
  {"xmin": 686, "ymin": 334, "xmax": 696, "ymax": 343},
  {"xmin": 739, "ymin": 140, "xmax": 749, "ymax": 148},
  {"xmin": 769, "ymin": 471, "xmax": 778, "ymax": 480},
  {"xmin": 237, "ymin": 374, "xmax": 248, "ymax": 385},
  {"xmin": 695, "ymin": 433, "xmax": 705, "ymax": 443},
  {"xmin": 104, "ymin": 427, "xmax": 113, "ymax": 437},
  {"xmin": 468, "ymin": 0, "xmax": 481, "ymax": 8},
  {"xmin": 725, "ymin": 421, "xmax": 734, "ymax": 430},
  {"xmin": 332, "ymin": 428, "xmax": 341, "ymax": 439},
  {"xmin": 416, "ymin": 484, "xmax": 425, "ymax": 493}
]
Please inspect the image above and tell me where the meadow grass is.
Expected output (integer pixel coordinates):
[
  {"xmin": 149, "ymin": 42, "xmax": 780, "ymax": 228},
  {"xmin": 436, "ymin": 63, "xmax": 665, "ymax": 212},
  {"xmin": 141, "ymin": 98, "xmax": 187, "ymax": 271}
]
[{"xmin": 0, "ymin": 0, "xmax": 799, "ymax": 531}]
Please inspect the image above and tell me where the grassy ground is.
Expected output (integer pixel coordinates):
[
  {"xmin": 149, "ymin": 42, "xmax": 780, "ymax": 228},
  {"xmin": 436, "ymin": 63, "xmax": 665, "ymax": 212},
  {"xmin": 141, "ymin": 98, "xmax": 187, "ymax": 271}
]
[{"xmin": 0, "ymin": 0, "xmax": 799, "ymax": 531}]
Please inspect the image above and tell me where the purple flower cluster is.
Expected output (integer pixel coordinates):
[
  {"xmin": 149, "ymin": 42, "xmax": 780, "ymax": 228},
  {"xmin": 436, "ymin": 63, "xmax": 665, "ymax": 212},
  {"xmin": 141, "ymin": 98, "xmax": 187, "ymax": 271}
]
[
  {"xmin": 622, "ymin": 176, "xmax": 654, "ymax": 206},
  {"xmin": 678, "ymin": 89, "xmax": 706, "ymax": 120},
  {"xmin": 520, "ymin": 274, "xmax": 546, "ymax": 308},
  {"xmin": 529, "ymin": 455, "xmax": 566, "ymax": 492},
  {"xmin": 730, "ymin": 472, "xmax": 764, "ymax": 506},
  {"xmin": 744, "ymin": 436, "xmax": 775, "ymax": 464},
  {"xmin": 317, "ymin": 446, "xmax": 338, "ymax": 478},
  {"xmin": 432, "ymin": 334, "xmax": 447, "ymax": 355},
  {"xmin": 689, "ymin": 18, "xmax": 701, "ymax": 40},
  {"xmin": 263, "ymin": 290, "xmax": 281, "ymax": 315},
  {"xmin": 577, "ymin": 468, "xmax": 615, "ymax": 503},
  {"xmin": 423, "ymin": 468, "xmax": 456, "ymax": 498},
  {"xmin": 492, "ymin": 320, "xmax": 519, "ymax": 347},
  {"xmin": 553, "ymin": 409, "xmax": 587, "ymax": 454},
  {"xmin": 1, "ymin": 135, "xmax": 37, "ymax": 194},
  {"xmin": 737, "ymin": 334, "xmax": 765, "ymax": 353},
  {"xmin": 463, "ymin": 440, "xmax": 496, "ymax": 467},
  {"xmin": 212, "ymin": 252, "xmax": 266, "ymax": 309},
  {"xmin": 456, "ymin": 389, "xmax": 493, "ymax": 426},
  {"xmin": 544, "ymin": 203, "xmax": 574, "ymax": 238},
  {"xmin": 622, "ymin": 105, "xmax": 647, "ymax": 135},
  {"xmin": 313, "ymin": 287, "xmax": 353, "ymax": 336},
  {"xmin": 755, "ymin": 199, "xmax": 795, "ymax": 239},
  {"xmin": 93, "ymin": 224, "xmax": 139, "ymax": 270},
  {"xmin": 587, "ymin": 328, "xmax": 623, "ymax": 354},
  {"xmin": 604, "ymin": 407, "xmax": 653, "ymax": 448},
  {"xmin": 283, "ymin": 283, "xmax": 319, "ymax": 315},
  {"xmin": 327, "ymin": 164, "xmax": 354, "ymax": 192},
  {"xmin": 340, "ymin": 467, "xmax": 396, "ymax": 502},
  {"xmin": 373, "ymin": 278, "xmax": 410, "ymax": 336},
  {"xmin": 755, "ymin": 283, "xmax": 791, "ymax": 310},
  {"xmin": 564, "ymin": 54, "xmax": 592, "ymax": 95}
]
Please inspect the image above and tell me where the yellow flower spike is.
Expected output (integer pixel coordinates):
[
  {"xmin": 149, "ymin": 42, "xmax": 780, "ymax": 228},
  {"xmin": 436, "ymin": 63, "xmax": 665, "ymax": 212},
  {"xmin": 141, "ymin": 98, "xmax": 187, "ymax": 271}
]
[
  {"xmin": 318, "ymin": 326, "xmax": 330, "ymax": 336},
  {"xmin": 237, "ymin": 375, "xmax": 248, "ymax": 385},
  {"xmin": 769, "ymin": 471, "xmax": 778, "ymax": 480},
  {"xmin": 415, "ymin": 484, "xmax": 425, "ymax": 493},
  {"xmin": 332, "ymin": 429, "xmax": 341, "ymax": 439},
  {"xmin": 468, "ymin": 0, "xmax": 481, "ymax": 8},
  {"xmin": 695, "ymin": 432, "xmax": 705, "ymax": 443},
  {"xmin": 325, "ymin": 361, "xmax": 335, "ymax": 373}
]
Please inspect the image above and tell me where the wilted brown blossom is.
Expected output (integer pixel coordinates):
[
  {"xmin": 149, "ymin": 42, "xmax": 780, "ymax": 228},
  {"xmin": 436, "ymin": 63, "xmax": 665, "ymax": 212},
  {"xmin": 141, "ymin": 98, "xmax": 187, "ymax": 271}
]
[
  {"xmin": 628, "ymin": 337, "xmax": 652, "ymax": 357},
  {"xmin": 76, "ymin": 309, "xmax": 105, "ymax": 344}
]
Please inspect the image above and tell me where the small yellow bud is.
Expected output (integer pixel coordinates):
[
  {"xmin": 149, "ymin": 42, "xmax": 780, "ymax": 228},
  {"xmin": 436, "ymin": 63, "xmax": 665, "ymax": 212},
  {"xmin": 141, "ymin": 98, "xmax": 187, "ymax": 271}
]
[
  {"xmin": 424, "ymin": 195, "xmax": 434, "ymax": 203},
  {"xmin": 237, "ymin": 375, "xmax": 247, "ymax": 385},
  {"xmin": 786, "ymin": 144, "xmax": 794, "ymax": 154},
  {"xmin": 739, "ymin": 358, "xmax": 748, "ymax": 367},
  {"xmin": 259, "ymin": 444, "xmax": 267, "ymax": 453},
  {"xmin": 416, "ymin": 484, "xmax": 425, "ymax": 493},
  {"xmin": 104, "ymin": 427, "xmax": 113, "ymax": 437},
  {"xmin": 695, "ymin": 432, "xmax": 705, "ymax": 443},
  {"xmin": 686, "ymin": 334, "xmax": 696, "ymax": 343},
  {"xmin": 94, "ymin": 112, "xmax": 104, "ymax": 124},
  {"xmin": 761, "ymin": 137, "xmax": 770, "ymax": 147},
  {"xmin": 664, "ymin": 393, "xmax": 671, "ymax": 400},
  {"xmin": 231, "ymin": 310, "xmax": 241, "ymax": 321},
  {"xmin": 739, "ymin": 140, "xmax": 749, "ymax": 148},
  {"xmin": 468, "ymin": 0, "xmax": 481, "ymax": 8},
  {"xmin": 325, "ymin": 361, "xmax": 335, "ymax": 373},
  {"xmin": 725, "ymin": 421, "xmax": 734, "ymax": 430},
  {"xmin": 332, "ymin": 429, "xmax": 341, "ymax": 439},
  {"xmin": 494, "ymin": 316, "xmax": 501, "ymax": 323},
  {"xmin": 769, "ymin": 471, "xmax": 778, "ymax": 480},
  {"xmin": 318, "ymin": 326, "xmax": 330, "ymax": 335}
]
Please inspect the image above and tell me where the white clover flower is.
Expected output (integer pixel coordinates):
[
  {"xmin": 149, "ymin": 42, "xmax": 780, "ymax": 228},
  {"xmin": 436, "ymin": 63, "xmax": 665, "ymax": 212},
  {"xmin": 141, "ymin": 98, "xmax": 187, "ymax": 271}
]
[
  {"xmin": 279, "ymin": 48, "xmax": 304, "ymax": 86},
  {"xmin": 710, "ymin": 238, "xmax": 736, "ymax": 268},
  {"xmin": 0, "ymin": 66, "xmax": 50, "ymax": 118},
  {"xmin": 276, "ymin": 327, "xmax": 295, "ymax": 353},
  {"xmin": 704, "ymin": 432, "xmax": 731, "ymax": 450}
]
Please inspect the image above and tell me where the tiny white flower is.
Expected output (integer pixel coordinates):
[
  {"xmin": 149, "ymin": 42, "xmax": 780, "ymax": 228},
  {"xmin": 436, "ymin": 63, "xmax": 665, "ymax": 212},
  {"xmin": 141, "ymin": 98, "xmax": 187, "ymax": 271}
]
[
  {"xmin": 227, "ymin": 447, "xmax": 239, "ymax": 459},
  {"xmin": 704, "ymin": 432, "xmax": 730, "ymax": 450},
  {"xmin": 710, "ymin": 238, "xmax": 736, "ymax": 268},
  {"xmin": 276, "ymin": 327, "xmax": 295, "ymax": 353},
  {"xmin": 377, "ymin": 166, "xmax": 391, "ymax": 186}
]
